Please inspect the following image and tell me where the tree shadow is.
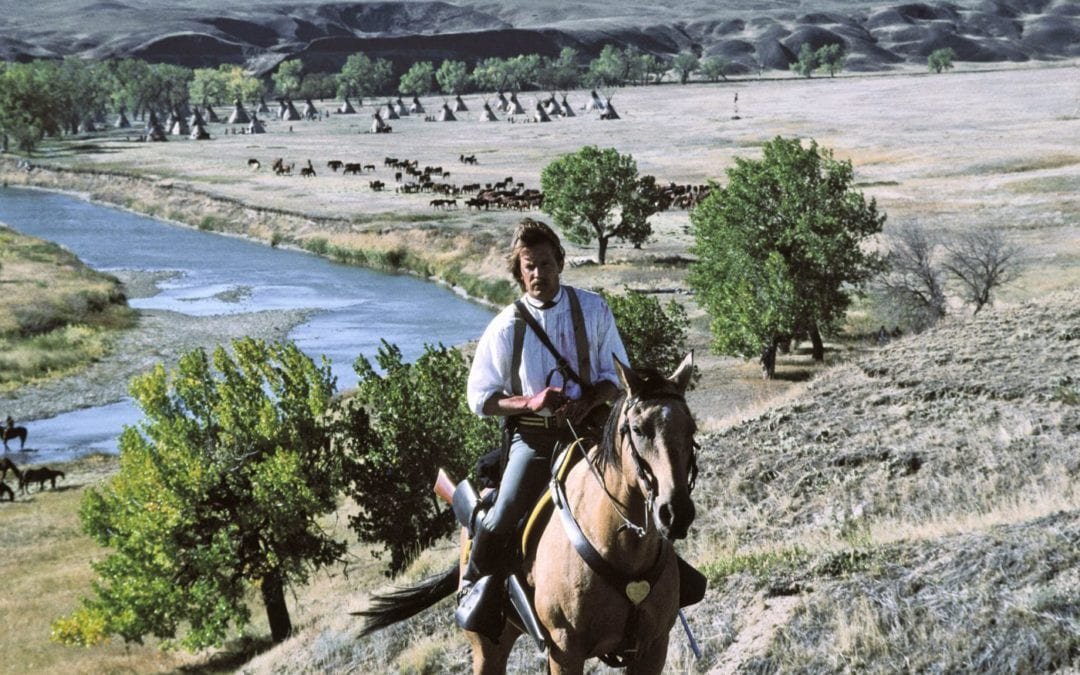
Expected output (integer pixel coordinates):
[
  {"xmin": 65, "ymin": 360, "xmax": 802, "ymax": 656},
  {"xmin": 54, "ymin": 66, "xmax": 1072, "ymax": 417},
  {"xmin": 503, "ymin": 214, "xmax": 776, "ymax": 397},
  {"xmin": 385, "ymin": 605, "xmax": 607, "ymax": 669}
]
[{"xmin": 172, "ymin": 635, "xmax": 277, "ymax": 673}]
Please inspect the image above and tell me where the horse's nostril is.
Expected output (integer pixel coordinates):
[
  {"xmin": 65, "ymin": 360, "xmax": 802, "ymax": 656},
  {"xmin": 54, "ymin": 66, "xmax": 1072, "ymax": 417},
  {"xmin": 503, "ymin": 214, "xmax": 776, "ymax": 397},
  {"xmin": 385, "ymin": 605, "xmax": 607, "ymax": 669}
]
[{"xmin": 658, "ymin": 503, "xmax": 674, "ymax": 528}]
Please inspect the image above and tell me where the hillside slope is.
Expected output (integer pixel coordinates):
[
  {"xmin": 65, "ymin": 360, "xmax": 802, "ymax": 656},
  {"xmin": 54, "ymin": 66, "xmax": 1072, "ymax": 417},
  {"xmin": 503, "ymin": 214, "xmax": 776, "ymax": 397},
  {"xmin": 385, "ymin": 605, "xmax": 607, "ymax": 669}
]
[
  {"xmin": 1, "ymin": 0, "xmax": 1077, "ymax": 74},
  {"xmin": 242, "ymin": 291, "xmax": 1078, "ymax": 672}
]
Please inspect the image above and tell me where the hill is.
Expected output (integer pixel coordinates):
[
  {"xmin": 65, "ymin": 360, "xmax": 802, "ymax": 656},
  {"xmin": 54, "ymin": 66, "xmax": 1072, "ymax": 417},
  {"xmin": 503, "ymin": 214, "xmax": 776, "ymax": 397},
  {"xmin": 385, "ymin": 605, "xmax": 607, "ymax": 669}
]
[
  {"xmin": 237, "ymin": 290, "xmax": 1078, "ymax": 672},
  {"xmin": 0, "ymin": 0, "xmax": 1078, "ymax": 74}
]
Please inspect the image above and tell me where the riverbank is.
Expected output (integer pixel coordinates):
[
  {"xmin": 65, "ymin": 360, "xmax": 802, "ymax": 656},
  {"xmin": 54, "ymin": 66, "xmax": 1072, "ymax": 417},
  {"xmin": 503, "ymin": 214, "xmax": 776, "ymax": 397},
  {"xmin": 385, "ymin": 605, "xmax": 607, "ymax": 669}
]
[{"xmin": 2, "ymin": 286, "xmax": 313, "ymax": 422}]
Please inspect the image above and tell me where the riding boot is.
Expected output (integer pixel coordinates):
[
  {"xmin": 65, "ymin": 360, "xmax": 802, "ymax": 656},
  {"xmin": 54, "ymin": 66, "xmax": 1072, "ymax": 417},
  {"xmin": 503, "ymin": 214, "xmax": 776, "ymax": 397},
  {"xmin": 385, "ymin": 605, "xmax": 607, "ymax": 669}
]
[{"xmin": 455, "ymin": 520, "xmax": 509, "ymax": 641}]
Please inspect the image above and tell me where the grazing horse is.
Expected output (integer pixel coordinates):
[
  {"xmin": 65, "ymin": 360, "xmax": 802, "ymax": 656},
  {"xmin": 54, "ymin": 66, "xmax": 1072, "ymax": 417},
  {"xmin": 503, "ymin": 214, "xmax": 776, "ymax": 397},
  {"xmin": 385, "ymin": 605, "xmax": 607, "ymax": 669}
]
[
  {"xmin": 357, "ymin": 354, "xmax": 700, "ymax": 674},
  {"xmin": 0, "ymin": 457, "xmax": 21, "ymax": 482},
  {"xmin": 20, "ymin": 467, "xmax": 64, "ymax": 493},
  {"xmin": 2, "ymin": 426, "xmax": 27, "ymax": 451}
]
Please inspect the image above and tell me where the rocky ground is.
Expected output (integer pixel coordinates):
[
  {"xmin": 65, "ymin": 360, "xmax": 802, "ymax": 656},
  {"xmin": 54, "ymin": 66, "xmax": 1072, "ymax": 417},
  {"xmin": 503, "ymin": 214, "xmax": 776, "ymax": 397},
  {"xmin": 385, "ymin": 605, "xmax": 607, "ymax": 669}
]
[{"xmin": 0, "ymin": 269, "xmax": 312, "ymax": 422}]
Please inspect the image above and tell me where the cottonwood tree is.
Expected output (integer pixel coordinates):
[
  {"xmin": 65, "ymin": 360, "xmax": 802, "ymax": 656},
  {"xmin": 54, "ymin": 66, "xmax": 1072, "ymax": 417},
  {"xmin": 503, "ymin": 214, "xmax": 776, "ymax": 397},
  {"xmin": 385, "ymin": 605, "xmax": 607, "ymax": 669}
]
[
  {"xmin": 436, "ymin": 59, "xmax": 471, "ymax": 94},
  {"xmin": 272, "ymin": 59, "xmax": 305, "ymax": 98},
  {"xmin": 673, "ymin": 51, "xmax": 700, "ymax": 84},
  {"xmin": 399, "ymin": 61, "xmax": 435, "ymax": 96},
  {"xmin": 928, "ymin": 48, "xmax": 956, "ymax": 73},
  {"xmin": 875, "ymin": 221, "xmax": 948, "ymax": 332},
  {"xmin": 337, "ymin": 53, "xmax": 393, "ymax": 99},
  {"xmin": 53, "ymin": 339, "xmax": 355, "ymax": 650},
  {"xmin": 700, "ymin": 56, "xmax": 730, "ymax": 82},
  {"xmin": 943, "ymin": 227, "xmax": 1020, "ymax": 315},
  {"xmin": 791, "ymin": 43, "xmax": 819, "ymax": 78},
  {"xmin": 541, "ymin": 145, "xmax": 661, "ymax": 265},
  {"xmin": 817, "ymin": 43, "xmax": 846, "ymax": 77},
  {"xmin": 689, "ymin": 136, "xmax": 885, "ymax": 377},
  {"xmin": 341, "ymin": 342, "xmax": 499, "ymax": 574}
]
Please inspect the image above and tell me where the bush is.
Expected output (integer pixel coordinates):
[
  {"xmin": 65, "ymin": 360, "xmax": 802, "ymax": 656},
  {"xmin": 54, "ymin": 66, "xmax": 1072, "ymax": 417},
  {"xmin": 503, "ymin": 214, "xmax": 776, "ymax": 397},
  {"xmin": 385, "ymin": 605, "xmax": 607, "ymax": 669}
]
[
  {"xmin": 599, "ymin": 288, "xmax": 698, "ymax": 386},
  {"xmin": 341, "ymin": 341, "xmax": 500, "ymax": 574}
]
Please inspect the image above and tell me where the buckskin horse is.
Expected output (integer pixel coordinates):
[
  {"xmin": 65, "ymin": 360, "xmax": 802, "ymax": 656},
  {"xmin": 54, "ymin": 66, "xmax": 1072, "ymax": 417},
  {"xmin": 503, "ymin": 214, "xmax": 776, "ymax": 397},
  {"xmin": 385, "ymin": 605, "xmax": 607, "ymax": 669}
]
[
  {"xmin": 357, "ymin": 354, "xmax": 701, "ymax": 674},
  {"xmin": 2, "ymin": 425, "xmax": 27, "ymax": 451}
]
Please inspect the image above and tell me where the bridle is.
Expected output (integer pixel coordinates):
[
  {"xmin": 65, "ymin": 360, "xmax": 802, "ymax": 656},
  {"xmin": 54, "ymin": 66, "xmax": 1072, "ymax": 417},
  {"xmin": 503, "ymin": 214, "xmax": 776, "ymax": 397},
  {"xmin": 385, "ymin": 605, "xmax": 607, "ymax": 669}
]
[{"xmin": 571, "ymin": 390, "xmax": 699, "ymax": 539}]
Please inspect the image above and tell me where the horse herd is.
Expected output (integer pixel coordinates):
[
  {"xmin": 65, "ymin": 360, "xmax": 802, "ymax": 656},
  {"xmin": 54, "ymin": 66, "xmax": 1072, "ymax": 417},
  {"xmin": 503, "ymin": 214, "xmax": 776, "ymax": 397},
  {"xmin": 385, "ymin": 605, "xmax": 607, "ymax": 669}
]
[{"xmin": 0, "ymin": 456, "xmax": 65, "ymax": 502}]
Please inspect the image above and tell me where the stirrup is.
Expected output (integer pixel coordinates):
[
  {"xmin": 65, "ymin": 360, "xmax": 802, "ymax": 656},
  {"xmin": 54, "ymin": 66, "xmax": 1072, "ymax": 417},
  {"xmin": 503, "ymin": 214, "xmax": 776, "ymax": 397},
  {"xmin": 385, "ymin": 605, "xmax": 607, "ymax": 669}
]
[{"xmin": 455, "ymin": 575, "xmax": 505, "ymax": 641}]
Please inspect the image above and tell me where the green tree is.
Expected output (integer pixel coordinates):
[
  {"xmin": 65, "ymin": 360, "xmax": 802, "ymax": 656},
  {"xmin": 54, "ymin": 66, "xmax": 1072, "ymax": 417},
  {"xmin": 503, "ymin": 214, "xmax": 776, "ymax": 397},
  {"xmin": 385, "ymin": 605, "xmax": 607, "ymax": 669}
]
[
  {"xmin": 816, "ymin": 43, "xmax": 846, "ymax": 77},
  {"xmin": 673, "ymin": 51, "xmax": 700, "ymax": 85},
  {"xmin": 298, "ymin": 72, "xmax": 337, "ymax": 100},
  {"xmin": 0, "ymin": 61, "xmax": 64, "ymax": 153},
  {"xmin": 337, "ymin": 53, "xmax": 392, "ymax": 99},
  {"xmin": 471, "ymin": 57, "xmax": 512, "ymax": 93},
  {"xmin": 189, "ymin": 67, "xmax": 228, "ymax": 105},
  {"xmin": 52, "ymin": 339, "xmax": 355, "ymax": 650},
  {"xmin": 272, "ymin": 59, "xmax": 304, "ymax": 98},
  {"xmin": 436, "ymin": 59, "xmax": 470, "ymax": 94},
  {"xmin": 689, "ymin": 137, "xmax": 886, "ymax": 377},
  {"xmin": 791, "ymin": 42, "xmax": 817, "ymax": 78},
  {"xmin": 399, "ymin": 61, "xmax": 436, "ymax": 96},
  {"xmin": 699, "ymin": 56, "xmax": 729, "ymax": 82},
  {"xmin": 640, "ymin": 54, "xmax": 670, "ymax": 85},
  {"xmin": 341, "ymin": 342, "xmax": 499, "ymax": 574},
  {"xmin": 600, "ymin": 288, "xmax": 697, "ymax": 385},
  {"xmin": 541, "ymin": 146, "xmax": 661, "ymax": 265},
  {"xmin": 586, "ymin": 45, "xmax": 628, "ymax": 88},
  {"xmin": 928, "ymin": 47, "xmax": 956, "ymax": 74},
  {"xmin": 540, "ymin": 47, "xmax": 582, "ymax": 91}
]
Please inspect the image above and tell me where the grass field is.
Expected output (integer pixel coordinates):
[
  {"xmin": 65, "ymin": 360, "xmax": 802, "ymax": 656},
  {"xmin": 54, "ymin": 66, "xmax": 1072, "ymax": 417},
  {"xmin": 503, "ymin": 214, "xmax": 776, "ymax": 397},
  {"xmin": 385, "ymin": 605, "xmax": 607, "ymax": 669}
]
[{"xmin": 0, "ymin": 62, "xmax": 1078, "ymax": 673}]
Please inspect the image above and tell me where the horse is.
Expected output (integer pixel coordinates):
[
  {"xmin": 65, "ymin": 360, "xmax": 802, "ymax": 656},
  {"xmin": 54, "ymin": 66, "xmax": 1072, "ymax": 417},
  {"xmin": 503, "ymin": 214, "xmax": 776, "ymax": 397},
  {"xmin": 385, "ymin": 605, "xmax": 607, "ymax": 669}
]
[
  {"xmin": 20, "ymin": 467, "xmax": 64, "ymax": 493},
  {"xmin": 2, "ymin": 426, "xmax": 27, "ymax": 451},
  {"xmin": 0, "ymin": 457, "xmax": 22, "ymax": 482},
  {"xmin": 356, "ymin": 354, "xmax": 700, "ymax": 674}
]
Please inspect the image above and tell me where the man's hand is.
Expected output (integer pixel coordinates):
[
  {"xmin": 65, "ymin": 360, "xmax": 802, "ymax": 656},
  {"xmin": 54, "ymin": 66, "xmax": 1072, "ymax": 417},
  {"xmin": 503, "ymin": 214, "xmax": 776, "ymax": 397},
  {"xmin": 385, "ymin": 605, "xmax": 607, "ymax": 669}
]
[{"xmin": 526, "ymin": 386, "xmax": 567, "ymax": 413}]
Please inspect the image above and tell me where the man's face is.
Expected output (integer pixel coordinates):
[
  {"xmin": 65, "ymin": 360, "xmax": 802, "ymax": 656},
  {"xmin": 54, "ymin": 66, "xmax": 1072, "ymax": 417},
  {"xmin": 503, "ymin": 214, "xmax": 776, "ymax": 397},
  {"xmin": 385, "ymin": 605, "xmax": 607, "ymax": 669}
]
[{"xmin": 518, "ymin": 242, "xmax": 562, "ymax": 304}]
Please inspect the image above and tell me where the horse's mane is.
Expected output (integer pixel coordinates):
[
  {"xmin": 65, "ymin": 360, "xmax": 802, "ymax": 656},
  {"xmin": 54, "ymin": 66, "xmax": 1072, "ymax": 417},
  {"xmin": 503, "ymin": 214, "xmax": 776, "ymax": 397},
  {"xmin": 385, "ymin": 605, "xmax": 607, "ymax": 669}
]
[{"xmin": 597, "ymin": 367, "xmax": 688, "ymax": 471}]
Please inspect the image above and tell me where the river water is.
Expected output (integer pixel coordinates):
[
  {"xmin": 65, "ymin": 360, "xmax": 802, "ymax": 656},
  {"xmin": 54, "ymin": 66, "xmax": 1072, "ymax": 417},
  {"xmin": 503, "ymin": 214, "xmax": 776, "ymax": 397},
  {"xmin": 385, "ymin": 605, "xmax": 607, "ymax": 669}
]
[{"xmin": 0, "ymin": 186, "xmax": 495, "ymax": 462}]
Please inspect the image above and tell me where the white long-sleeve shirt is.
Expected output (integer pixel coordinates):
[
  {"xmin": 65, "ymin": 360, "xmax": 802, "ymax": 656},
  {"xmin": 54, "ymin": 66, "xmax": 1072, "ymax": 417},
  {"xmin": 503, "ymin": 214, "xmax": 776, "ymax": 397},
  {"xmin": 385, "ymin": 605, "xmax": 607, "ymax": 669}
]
[{"xmin": 467, "ymin": 286, "xmax": 629, "ymax": 416}]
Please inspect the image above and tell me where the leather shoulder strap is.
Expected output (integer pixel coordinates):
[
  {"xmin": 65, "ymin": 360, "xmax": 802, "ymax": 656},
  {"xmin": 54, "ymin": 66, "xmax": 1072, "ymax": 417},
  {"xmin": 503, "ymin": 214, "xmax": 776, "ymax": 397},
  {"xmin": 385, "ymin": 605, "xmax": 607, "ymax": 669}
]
[
  {"xmin": 566, "ymin": 287, "xmax": 591, "ymax": 387},
  {"xmin": 511, "ymin": 306, "xmax": 525, "ymax": 396}
]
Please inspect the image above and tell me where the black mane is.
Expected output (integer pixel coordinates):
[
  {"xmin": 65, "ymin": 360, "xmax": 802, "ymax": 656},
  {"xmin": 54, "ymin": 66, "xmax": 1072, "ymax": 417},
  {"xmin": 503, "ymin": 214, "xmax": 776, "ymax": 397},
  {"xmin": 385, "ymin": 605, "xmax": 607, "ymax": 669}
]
[{"xmin": 597, "ymin": 366, "xmax": 688, "ymax": 470}]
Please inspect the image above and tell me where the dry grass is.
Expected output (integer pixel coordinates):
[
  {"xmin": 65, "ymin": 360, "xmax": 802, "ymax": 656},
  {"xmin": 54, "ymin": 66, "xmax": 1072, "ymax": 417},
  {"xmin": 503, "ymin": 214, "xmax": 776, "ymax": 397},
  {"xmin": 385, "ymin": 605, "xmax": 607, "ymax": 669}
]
[
  {"xmin": 0, "ymin": 226, "xmax": 135, "ymax": 391},
  {"xmin": 0, "ymin": 63, "xmax": 1078, "ymax": 672}
]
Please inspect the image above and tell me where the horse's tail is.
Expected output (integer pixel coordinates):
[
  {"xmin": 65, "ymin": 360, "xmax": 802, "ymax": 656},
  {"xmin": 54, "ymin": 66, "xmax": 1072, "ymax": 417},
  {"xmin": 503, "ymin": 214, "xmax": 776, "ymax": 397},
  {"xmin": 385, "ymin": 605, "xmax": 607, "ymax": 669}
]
[{"xmin": 353, "ymin": 563, "xmax": 459, "ymax": 636}]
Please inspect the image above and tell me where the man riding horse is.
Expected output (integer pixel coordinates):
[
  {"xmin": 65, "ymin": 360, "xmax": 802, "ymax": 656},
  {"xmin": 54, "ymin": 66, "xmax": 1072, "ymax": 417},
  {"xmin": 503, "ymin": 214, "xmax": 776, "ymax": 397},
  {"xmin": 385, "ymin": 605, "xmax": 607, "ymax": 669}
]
[{"xmin": 460, "ymin": 218, "xmax": 629, "ymax": 637}]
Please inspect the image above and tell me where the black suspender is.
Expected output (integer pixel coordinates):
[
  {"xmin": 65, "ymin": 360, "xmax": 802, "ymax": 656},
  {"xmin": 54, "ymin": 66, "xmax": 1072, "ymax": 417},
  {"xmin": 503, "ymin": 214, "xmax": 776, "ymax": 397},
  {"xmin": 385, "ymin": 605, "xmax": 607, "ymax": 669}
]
[{"xmin": 510, "ymin": 287, "xmax": 590, "ymax": 396}]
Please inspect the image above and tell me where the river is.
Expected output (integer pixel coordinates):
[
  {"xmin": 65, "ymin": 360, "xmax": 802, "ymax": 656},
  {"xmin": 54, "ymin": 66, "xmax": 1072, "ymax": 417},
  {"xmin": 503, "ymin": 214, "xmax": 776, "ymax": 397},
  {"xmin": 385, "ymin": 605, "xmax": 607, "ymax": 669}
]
[{"xmin": 0, "ymin": 186, "xmax": 495, "ymax": 462}]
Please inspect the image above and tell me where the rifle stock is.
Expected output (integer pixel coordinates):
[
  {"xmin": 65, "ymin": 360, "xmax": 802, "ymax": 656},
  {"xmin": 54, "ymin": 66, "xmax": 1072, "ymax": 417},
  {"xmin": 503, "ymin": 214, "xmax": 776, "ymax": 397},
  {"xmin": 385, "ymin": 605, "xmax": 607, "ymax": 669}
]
[{"xmin": 433, "ymin": 468, "xmax": 456, "ymax": 506}]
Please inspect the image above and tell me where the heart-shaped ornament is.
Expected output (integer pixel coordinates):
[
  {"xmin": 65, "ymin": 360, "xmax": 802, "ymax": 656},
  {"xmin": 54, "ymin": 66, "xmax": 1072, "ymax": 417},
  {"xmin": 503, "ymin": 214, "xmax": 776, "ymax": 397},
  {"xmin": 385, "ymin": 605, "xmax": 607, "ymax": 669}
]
[{"xmin": 625, "ymin": 580, "xmax": 651, "ymax": 605}]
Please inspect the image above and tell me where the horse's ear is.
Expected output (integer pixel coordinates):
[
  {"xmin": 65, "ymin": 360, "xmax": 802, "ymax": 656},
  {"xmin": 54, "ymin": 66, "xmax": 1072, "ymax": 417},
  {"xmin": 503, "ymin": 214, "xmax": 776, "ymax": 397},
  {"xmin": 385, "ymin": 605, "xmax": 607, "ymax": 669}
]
[
  {"xmin": 670, "ymin": 351, "xmax": 694, "ymax": 394},
  {"xmin": 614, "ymin": 355, "xmax": 642, "ymax": 395}
]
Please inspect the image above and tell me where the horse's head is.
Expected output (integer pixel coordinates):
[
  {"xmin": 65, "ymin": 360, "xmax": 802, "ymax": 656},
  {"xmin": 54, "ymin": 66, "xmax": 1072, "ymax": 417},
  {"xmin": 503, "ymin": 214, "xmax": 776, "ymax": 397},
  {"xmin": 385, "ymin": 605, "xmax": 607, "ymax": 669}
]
[{"xmin": 604, "ymin": 353, "xmax": 698, "ymax": 541}]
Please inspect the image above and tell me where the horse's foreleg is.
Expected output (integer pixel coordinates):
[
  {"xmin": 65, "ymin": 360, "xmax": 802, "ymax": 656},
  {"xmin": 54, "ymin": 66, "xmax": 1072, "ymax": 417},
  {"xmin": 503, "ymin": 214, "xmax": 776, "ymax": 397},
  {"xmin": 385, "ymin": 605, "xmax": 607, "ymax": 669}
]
[
  {"xmin": 624, "ymin": 638, "xmax": 669, "ymax": 675},
  {"xmin": 467, "ymin": 629, "xmax": 515, "ymax": 675},
  {"xmin": 546, "ymin": 640, "xmax": 586, "ymax": 675}
]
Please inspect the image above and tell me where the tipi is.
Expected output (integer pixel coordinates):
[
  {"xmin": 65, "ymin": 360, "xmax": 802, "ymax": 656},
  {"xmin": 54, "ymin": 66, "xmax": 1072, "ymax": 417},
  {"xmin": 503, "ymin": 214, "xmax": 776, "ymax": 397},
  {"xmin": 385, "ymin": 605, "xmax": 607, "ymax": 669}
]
[
  {"xmin": 280, "ymin": 99, "xmax": 301, "ymax": 121},
  {"xmin": 533, "ymin": 101, "xmax": 551, "ymax": 123},
  {"xmin": 189, "ymin": 120, "xmax": 211, "ymax": 140},
  {"xmin": 302, "ymin": 99, "xmax": 319, "ymax": 120},
  {"xmin": 584, "ymin": 89, "xmax": 606, "ymax": 112},
  {"xmin": 438, "ymin": 101, "xmax": 457, "ymax": 121},
  {"xmin": 145, "ymin": 110, "xmax": 167, "ymax": 141},
  {"xmin": 383, "ymin": 101, "xmax": 399, "ymax": 120},
  {"xmin": 454, "ymin": 94, "xmax": 469, "ymax": 112},
  {"xmin": 599, "ymin": 96, "xmax": 620, "ymax": 120},
  {"xmin": 395, "ymin": 97, "xmax": 409, "ymax": 116},
  {"xmin": 410, "ymin": 96, "xmax": 425, "ymax": 114},
  {"xmin": 508, "ymin": 93, "xmax": 526, "ymax": 115},
  {"xmin": 496, "ymin": 91, "xmax": 510, "ymax": 112},
  {"xmin": 479, "ymin": 101, "xmax": 499, "ymax": 122},
  {"xmin": 228, "ymin": 99, "xmax": 250, "ymax": 124},
  {"xmin": 560, "ymin": 94, "xmax": 575, "ymax": 117},
  {"xmin": 370, "ymin": 111, "xmax": 391, "ymax": 133},
  {"xmin": 257, "ymin": 97, "xmax": 271, "ymax": 114},
  {"xmin": 248, "ymin": 115, "xmax": 266, "ymax": 134},
  {"xmin": 338, "ymin": 97, "xmax": 357, "ymax": 114},
  {"xmin": 204, "ymin": 104, "xmax": 221, "ymax": 123},
  {"xmin": 114, "ymin": 108, "xmax": 131, "ymax": 129}
]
